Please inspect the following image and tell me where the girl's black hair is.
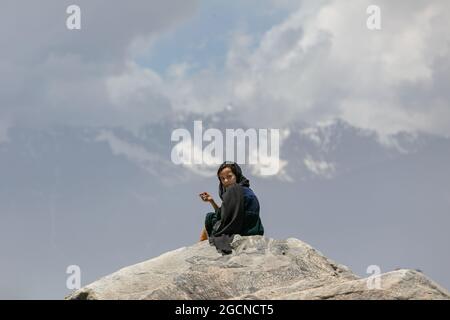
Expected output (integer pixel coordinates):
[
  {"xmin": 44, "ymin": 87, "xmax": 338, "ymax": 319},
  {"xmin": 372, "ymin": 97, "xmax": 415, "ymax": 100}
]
[{"xmin": 217, "ymin": 161, "xmax": 250, "ymax": 200}]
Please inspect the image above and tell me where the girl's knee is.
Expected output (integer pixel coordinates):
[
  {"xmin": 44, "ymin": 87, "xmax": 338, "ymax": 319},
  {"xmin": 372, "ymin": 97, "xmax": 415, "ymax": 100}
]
[
  {"xmin": 205, "ymin": 211, "xmax": 216, "ymax": 220},
  {"xmin": 204, "ymin": 212, "xmax": 217, "ymax": 236}
]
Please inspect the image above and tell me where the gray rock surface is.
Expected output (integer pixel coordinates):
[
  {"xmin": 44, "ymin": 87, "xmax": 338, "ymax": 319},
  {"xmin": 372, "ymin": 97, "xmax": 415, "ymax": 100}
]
[{"xmin": 66, "ymin": 235, "xmax": 450, "ymax": 300}]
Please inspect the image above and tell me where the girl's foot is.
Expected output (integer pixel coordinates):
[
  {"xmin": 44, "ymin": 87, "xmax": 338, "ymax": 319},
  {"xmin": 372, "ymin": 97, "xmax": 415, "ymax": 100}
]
[{"xmin": 199, "ymin": 227, "xmax": 208, "ymax": 241}]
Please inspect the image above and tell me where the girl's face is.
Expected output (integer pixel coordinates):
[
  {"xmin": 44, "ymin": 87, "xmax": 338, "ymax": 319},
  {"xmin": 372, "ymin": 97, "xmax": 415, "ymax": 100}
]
[{"xmin": 219, "ymin": 167, "xmax": 237, "ymax": 188}]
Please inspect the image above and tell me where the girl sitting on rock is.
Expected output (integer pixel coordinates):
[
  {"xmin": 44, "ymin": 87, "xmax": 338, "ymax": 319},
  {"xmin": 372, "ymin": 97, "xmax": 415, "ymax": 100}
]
[{"xmin": 199, "ymin": 161, "xmax": 264, "ymax": 254}]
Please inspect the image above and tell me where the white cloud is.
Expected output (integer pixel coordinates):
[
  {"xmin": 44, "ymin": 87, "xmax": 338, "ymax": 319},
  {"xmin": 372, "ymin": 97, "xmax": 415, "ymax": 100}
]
[
  {"xmin": 0, "ymin": 0, "xmax": 198, "ymax": 129},
  {"xmin": 160, "ymin": 0, "xmax": 450, "ymax": 138},
  {"xmin": 2, "ymin": 0, "xmax": 449, "ymax": 141},
  {"xmin": 300, "ymin": 127, "xmax": 322, "ymax": 146},
  {"xmin": 303, "ymin": 154, "xmax": 336, "ymax": 178},
  {"xmin": 106, "ymin": 62, "xmax": 164, "ymax": 106},
  {"xmin": 104, "ymin": 61, "xmax": 172, "ymax": 127},
  {"xmin": 95, "ymin": 130, "xmax": 165, "ymax": 176}
]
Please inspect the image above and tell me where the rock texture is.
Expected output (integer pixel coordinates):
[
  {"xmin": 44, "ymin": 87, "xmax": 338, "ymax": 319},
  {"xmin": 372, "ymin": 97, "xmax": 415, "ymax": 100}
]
[{"xmin": 66, "ymin": 236, "xmax": 450, "ymax": 300}]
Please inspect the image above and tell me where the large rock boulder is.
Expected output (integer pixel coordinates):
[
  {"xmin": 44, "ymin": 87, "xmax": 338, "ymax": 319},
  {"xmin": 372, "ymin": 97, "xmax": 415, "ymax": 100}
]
[{"xmin": 66, "ymin": 235, "xmax": 450, "ymax": 300}]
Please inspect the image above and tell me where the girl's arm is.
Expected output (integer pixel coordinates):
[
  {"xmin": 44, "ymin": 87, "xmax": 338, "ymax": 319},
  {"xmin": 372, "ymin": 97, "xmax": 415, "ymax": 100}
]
[
  {"xmin": 199, "ymin": 192, "xmax": 220, "ymax": 211},
  {"xmin": 209, "ymin": 199, "xmax": 220, "ymax": 211}
]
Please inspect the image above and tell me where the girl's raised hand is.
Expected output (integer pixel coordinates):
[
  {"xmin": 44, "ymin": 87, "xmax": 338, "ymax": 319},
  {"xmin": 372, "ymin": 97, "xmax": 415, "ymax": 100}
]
[{"xmin": 199, "ymin": 192, "xmax": 213, "ymax": 202}]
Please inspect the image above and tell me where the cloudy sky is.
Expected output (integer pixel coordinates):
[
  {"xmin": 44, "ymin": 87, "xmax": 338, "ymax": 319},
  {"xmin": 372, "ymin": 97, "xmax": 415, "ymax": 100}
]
[
  {"xmin": 2, "ymin": 0, "xmax": 450, "ymax": 137},
  {"xmin": 1, "ymin": 0, "xmax": 449, "ymax": 299}
]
